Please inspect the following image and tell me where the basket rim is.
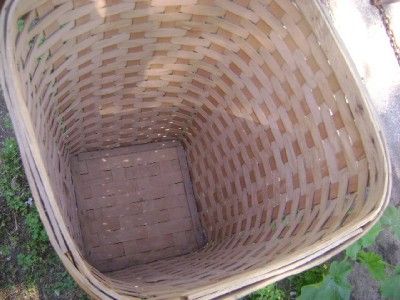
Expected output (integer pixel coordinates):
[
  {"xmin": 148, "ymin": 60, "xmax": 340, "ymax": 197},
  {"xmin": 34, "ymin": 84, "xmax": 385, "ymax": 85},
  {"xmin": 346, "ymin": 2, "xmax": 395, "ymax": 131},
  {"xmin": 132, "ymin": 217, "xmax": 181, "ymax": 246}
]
[{"xmin": 0, "ymin": 0, "xmax": 391, "ymax": 299}]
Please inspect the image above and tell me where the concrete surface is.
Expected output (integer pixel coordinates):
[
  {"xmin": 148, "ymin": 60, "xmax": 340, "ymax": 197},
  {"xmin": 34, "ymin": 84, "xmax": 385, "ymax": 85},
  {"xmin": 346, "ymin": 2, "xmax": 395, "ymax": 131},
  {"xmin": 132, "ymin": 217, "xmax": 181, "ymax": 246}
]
[
  {"xmin": 319, "ymin": 1, "xmax": 400, "ymax": 299},
  {"xmin": 319, "ymin": 0, "xmax": 400, "ymax": 206},
  {"xmin": 0, "ymin": 1, "xmax": 399, "ymax": 299}
]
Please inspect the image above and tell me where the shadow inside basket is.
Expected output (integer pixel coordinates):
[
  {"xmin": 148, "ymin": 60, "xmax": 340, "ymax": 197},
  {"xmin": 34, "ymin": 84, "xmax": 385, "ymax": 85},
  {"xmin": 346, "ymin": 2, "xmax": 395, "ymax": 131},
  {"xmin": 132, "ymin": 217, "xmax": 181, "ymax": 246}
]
[{"xmin": 71, "ymin": 141, "xmax": 206, "ymax": 272}]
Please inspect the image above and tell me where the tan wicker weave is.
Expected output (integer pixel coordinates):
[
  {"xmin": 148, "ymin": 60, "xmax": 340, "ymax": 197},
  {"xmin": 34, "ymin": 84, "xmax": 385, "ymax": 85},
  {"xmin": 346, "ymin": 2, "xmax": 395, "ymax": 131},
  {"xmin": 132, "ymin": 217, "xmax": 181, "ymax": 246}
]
[{"xmin": 0, "ymin": 0, "xmax": 390, "ymax": 299}]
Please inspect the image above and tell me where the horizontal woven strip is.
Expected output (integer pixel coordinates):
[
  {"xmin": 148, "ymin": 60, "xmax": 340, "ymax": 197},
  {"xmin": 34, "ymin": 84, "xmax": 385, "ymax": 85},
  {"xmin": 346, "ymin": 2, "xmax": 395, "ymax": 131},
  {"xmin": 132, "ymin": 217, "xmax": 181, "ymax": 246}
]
[{"xmin": 0, "ymin": 0, "xmax": 389, "ymax": 299}]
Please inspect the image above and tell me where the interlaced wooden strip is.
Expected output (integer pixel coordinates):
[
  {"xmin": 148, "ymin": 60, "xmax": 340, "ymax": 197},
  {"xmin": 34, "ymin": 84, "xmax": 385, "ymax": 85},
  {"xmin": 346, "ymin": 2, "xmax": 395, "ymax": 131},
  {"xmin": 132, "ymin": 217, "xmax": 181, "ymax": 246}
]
[
  {"xmin": 71, "ymin": 141, "xmax": 205, "ymax": 273},
  {"xmin": 0, "ymin": 0, "xmax": 389, "ymax": 299}
]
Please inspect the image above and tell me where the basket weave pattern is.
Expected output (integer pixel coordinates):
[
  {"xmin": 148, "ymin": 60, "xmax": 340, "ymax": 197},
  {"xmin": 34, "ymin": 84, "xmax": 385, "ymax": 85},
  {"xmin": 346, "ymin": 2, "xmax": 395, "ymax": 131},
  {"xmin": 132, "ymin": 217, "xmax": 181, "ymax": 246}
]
[
  {"xmin": 71, "ymin": 142, "xmax": 205, "ymax": 272},
  {"xmin": 0, "ymin": 0, "xmax": 389, "ymax": 299}
]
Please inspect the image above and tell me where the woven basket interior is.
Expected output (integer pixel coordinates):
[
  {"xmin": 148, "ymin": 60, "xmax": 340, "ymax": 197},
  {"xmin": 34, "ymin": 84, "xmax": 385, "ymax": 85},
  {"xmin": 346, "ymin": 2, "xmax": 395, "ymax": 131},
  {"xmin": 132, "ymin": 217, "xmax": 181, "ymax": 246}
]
[{"xmin": 2, "ymin": 0, "xmax": 387, "ymax": 298}]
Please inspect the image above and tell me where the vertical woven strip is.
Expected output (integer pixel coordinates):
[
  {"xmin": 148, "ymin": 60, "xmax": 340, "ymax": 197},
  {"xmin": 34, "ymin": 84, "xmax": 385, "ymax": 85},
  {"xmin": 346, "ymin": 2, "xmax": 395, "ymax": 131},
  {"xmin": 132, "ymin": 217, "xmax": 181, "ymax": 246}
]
[{"xmin": 0, "ymin": 0, "xmax": 389, "ymax": 299}]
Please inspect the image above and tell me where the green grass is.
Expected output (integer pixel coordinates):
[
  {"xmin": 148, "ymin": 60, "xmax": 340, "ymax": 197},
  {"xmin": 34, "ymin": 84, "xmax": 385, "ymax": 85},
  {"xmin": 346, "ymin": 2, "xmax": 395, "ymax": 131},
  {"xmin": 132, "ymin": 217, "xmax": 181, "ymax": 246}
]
[
  {"xmin": 0, "ymin": 115, "xmax": 12, "ymax": 130},
  {"xmin": 0, "ymin": 138, "xmax": 87, "ymax": 299},
  {"xmin": 289, "ymin": 263, "xmax": 330, "ymax": 295},
  {"xmin": 246, "ymin": 284, "xmax": 285, "ymax": 300},
  {"xmin": 244, "ymin": 263, "xmax": 330, "ymax": 300}
]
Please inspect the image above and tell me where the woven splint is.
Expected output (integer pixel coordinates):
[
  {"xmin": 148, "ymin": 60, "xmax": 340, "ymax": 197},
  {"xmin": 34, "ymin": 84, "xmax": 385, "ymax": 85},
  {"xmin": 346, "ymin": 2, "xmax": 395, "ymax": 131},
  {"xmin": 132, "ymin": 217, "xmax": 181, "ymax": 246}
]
[{"xmin": 0, "ymin": 0, "xmax": 389, "ymax": 298}]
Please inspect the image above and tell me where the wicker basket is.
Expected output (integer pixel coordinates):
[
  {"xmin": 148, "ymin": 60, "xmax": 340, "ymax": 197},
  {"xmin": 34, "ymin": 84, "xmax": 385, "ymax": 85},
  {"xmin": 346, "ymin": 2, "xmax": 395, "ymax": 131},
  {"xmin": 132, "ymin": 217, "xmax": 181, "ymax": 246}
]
[{"xmin": 0, "ymin": 0, "xmax": 390, "ymax": 299}]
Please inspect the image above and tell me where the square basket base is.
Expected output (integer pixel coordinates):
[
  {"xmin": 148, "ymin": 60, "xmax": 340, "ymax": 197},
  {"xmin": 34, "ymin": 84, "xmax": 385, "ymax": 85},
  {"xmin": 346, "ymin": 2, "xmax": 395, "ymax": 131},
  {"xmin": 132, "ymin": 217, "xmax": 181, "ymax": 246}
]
[{"xmin": 71, "ymin": 141, "xmax": 205, "ymax": 272}]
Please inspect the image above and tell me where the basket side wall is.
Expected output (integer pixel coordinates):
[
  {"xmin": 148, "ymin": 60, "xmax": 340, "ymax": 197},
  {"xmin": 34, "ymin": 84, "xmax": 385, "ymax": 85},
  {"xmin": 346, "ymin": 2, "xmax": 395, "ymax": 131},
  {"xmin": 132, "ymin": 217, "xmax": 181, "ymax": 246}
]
[{"xmin": 0, "ymin": 0, "xmax": 390, "ymax": 299}]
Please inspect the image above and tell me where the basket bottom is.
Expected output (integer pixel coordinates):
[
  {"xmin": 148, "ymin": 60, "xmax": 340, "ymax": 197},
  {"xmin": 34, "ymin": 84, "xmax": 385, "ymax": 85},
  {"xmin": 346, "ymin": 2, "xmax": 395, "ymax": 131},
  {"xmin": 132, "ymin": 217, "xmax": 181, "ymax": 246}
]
[{"xmin": 71, "ymin": 141, "xmax": 205, "ymax": 272}]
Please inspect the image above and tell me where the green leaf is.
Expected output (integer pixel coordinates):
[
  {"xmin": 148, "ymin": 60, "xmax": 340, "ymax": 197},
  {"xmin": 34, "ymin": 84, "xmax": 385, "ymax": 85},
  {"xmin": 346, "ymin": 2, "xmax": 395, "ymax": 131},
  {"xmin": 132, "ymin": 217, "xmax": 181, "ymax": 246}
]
[
  {"xmin": 380, "ymin": 266, "xmax": 400, "ymax": 299},
  {"xmin": 329, "ymin": 260, "xmax": 353, "ymax": 285},
  {"xmin": 346, "ymin": 243, "xmax": 361, "ymax": 260},
  {"xmin": 249, "ymin": 284, "xmax": 285, "ymax": 300},
  {"xmin": 359, "ymin": 223, "xmax": 383, "ymax": 247},
  {"xmin": 381, "ymin": 206, "xmax": 400, "ymax": 239},
  {"xmin": 290, "ymin": 264, "xmax": 329, "ymax": 294},
  {"xmin": 17, "ymin": 19, "xmax": 25, "ymax": 32},
  {"xmin": 357, "ymin": 251, "xmax": 387, "ymax": 281},
  {"xmin": 298, "ymin": 260, "xmax": 352, "ymax": 300},
  {"xmin": 299, "ymin": 277, "xmax": 350, "ymax": 300},
  {"xmin": 345, "ymin": 223, "xmax": 382, "ymax": 260}
]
